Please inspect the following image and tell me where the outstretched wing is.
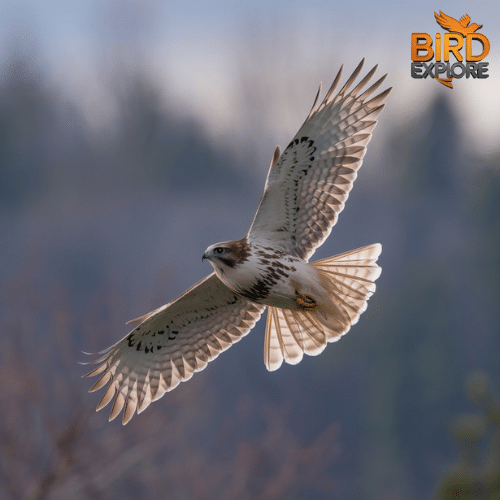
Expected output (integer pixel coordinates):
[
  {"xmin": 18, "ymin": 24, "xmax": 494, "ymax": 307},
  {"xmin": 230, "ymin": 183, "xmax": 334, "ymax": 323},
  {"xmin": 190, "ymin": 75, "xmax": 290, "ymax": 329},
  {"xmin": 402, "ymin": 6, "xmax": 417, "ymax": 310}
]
[
  {"xmin": 459, "ymin": 14, "xmax": 471, "ymax": 28},
  {"xmin": 434, "ymin": 11, "xmax": 460, "ymax": 32},
  {"xmin": 246, "ymin": 60, "xmax": 391, "ymax": 261},
  {"xmin": 84, "ymin": 273, "xmax": 265, "ymax": 424}
]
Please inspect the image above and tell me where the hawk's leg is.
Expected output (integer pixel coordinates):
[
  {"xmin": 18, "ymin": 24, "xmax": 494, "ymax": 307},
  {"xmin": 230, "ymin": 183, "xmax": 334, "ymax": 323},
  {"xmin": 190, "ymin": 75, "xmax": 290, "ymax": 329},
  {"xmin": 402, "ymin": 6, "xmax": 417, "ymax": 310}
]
[{"xmin": 295, "ymin": 290, "xmax": 317, "ymax": 310}]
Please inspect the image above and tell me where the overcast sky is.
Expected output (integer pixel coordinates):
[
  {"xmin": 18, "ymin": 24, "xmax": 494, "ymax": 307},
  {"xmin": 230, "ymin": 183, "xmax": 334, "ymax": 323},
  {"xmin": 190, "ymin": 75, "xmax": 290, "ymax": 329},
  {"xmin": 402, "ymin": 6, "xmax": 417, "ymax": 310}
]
[{"xmin": 1, "ymin": 0, "xmax": 499, "ymax": 154}]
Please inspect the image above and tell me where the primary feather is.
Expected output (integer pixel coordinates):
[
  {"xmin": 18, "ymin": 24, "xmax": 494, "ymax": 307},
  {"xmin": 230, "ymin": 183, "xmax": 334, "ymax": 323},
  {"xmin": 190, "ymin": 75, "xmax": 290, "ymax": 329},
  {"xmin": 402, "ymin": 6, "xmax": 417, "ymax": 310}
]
[
  {"xmin": 84, "ymin": 274, "xmax": 265, "ymax": 424},
  {"xmin": 248, "ymin": 59, "xmax": 390, "ymax": 261}
]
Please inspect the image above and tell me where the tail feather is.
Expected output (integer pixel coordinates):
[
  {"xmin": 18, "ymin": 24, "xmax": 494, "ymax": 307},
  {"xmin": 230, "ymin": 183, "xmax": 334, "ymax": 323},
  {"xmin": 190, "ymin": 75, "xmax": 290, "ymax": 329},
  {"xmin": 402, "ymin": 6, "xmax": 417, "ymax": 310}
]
[
  {"xmin": 264, "ymin": 243, "xmax": 381, "ymax": 371},
  {"xmin": 264, "ymin": 307, "xmax": 303, "ymax": 369}
]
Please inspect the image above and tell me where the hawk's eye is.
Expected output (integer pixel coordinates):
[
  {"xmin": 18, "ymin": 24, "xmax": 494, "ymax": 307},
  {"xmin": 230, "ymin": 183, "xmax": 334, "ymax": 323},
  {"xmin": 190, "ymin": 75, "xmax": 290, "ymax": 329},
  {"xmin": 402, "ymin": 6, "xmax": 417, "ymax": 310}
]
[{"xmin": 214, "ymin": 247, "xmax": 225, "ymax": 255}]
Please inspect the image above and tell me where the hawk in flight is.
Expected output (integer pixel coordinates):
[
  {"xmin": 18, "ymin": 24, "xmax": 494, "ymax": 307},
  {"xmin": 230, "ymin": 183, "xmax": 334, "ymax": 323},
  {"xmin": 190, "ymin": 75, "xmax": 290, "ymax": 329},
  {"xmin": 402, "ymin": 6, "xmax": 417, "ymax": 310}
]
[{"xmin": 84, "ymin": 60, "xmax": 391, "ymax": 424}]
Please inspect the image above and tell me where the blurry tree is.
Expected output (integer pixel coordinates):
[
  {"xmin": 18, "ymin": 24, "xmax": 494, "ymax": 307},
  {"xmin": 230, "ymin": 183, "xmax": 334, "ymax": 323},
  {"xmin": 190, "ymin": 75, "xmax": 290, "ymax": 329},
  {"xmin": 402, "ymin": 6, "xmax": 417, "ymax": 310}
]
[
  {"xmin": 434, "ymin": 371, "xmax": 500, "ymax": 499},
  {"xmin": 464, "ymin": 156, "xmax": 500, "ymax": 373},
  {"xmin": 0, "ymin": 47, "xmax": 95, "ymax": 213},
  {"xmin": 0, "ymin": 270, "xmax": 341, "ymax": 500},
  {"xmin": 359, "ymin": 93, "xmax": 500, "ymax": 500},
  {"xmin": 0, "ymin": 54, "xmax": 54, "ymax": 210},
  {"xmin": 0, "ymin": 48, "xmax": 248, "ymax": 215},
  {"xmin": 108, "ymin": 72, "xmax": 246, "ymax": 191}
]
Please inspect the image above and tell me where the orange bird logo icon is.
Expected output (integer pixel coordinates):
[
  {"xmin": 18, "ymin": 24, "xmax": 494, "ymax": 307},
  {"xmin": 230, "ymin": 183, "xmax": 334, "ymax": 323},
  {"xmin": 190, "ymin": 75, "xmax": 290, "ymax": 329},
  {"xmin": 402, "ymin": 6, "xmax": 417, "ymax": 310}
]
[
  {"xmin": 434, "ymin": 11, "xmax": 483, "ymax": 36},
  {"xmin": 432, "ymin": 11, "xmax": 484, "ymax": 88}
]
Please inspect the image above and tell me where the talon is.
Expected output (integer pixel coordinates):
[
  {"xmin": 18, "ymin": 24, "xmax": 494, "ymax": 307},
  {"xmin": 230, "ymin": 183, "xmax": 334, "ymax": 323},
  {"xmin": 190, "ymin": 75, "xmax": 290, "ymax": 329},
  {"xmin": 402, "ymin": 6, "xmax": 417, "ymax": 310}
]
[{"xmin": 295, "ymin": 291, "xmax": 317, "ymax": 310}]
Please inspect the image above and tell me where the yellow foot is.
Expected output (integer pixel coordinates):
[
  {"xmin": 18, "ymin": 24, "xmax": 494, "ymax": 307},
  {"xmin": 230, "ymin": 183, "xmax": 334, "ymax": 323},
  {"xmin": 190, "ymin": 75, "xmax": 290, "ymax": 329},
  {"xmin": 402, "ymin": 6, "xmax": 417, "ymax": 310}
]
[{"xmin": 295, "ymin": 291, "xmax": 317, "ymax": 310}]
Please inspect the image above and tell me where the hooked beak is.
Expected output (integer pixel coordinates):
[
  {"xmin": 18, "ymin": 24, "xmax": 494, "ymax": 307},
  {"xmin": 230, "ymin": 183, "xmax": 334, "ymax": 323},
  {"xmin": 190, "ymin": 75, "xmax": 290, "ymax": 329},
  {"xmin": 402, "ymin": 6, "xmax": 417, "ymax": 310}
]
[{"xmin": 202, "ymin": 251, "xmax": 209, "ymax": 262}]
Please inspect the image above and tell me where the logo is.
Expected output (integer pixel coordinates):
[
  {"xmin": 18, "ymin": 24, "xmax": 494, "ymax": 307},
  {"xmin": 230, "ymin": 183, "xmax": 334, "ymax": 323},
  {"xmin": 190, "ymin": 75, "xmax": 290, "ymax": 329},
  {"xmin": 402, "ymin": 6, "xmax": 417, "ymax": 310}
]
[{"xmin": 411, "ymin": 11, "xmax": 490, "ymax": 88}]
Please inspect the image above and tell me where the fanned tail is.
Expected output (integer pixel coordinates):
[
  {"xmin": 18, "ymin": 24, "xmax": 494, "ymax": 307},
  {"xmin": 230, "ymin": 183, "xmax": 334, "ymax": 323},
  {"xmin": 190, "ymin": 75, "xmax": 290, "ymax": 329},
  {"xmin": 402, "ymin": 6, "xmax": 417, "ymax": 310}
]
[{"xmin": 264, "ymin": 243, "xmax": 382, "ymax": 371}]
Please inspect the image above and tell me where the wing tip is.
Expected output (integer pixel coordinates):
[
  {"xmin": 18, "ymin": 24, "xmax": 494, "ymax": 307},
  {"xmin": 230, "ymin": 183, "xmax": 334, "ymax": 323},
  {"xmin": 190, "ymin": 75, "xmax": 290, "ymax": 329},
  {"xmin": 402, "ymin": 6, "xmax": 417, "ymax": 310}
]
[
  {"xmin": 270, "ymin": 145, "xmax": 282, "ymax": 167},
  {"xmin": 307, "ymin": 59, "xmax": 390, "ymax": 123},
  {"xmin": 306, "ymin": 82, "xmax": 323, "ymax": 121}
]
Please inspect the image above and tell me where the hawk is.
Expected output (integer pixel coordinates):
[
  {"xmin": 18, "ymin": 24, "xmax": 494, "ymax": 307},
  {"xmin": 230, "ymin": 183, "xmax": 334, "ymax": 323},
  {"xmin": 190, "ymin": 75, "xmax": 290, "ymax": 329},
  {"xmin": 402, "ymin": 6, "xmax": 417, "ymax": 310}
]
[{"xmin": 84, "ymin": 60, "xmax": 391, "ymax": 424}]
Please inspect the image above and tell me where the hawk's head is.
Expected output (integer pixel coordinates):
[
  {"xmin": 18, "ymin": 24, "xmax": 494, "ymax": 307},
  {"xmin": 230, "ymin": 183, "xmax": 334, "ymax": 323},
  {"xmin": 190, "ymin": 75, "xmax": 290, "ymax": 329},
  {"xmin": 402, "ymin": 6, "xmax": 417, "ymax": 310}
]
[{"xmin": 203, "ymin": 238, "xmax": 250, "ymax": 272}]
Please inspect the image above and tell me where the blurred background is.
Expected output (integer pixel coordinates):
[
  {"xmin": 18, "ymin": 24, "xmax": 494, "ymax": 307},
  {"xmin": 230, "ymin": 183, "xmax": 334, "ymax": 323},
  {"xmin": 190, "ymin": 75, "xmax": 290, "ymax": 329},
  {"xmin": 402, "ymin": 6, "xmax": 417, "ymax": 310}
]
[{"xmin": 1, "ymin": 0, "xmax": 500, "ymax": 499}]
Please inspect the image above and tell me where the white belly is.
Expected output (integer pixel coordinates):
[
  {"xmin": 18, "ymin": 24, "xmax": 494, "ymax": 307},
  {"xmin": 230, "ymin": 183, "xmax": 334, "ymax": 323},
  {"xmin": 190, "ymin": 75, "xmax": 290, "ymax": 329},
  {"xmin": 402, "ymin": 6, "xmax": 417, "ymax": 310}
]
[{"xmin": 215, "ymin": 252, "xmax": 322, "ymax": 310}]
